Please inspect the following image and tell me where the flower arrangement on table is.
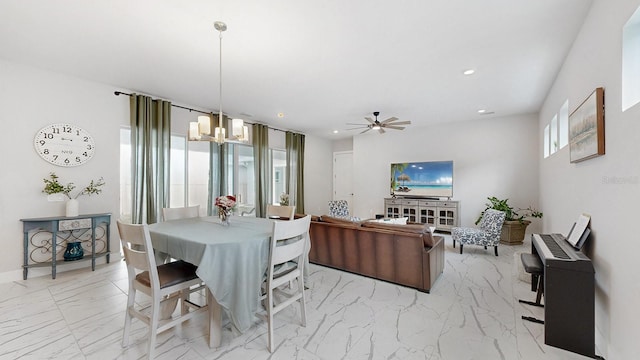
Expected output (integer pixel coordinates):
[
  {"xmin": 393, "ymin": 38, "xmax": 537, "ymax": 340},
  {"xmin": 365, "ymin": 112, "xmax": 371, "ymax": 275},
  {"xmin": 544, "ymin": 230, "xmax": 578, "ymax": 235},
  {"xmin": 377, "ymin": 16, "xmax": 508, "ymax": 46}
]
[
  {"xmin": 279, "ymin": 193, "xmax": 289, "ymax": 206},
  {"xmin": 215, "ymin": 195, "xmax": 237, "ymax": 225}
]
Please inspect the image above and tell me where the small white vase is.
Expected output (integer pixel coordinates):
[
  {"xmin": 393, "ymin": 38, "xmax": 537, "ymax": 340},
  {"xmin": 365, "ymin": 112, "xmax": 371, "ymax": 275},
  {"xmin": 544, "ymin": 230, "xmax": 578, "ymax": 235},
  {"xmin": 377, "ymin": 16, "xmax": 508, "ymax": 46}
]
[{"xmin": 66, "ymin": 198, "xmax": 79, "ymax": 217}]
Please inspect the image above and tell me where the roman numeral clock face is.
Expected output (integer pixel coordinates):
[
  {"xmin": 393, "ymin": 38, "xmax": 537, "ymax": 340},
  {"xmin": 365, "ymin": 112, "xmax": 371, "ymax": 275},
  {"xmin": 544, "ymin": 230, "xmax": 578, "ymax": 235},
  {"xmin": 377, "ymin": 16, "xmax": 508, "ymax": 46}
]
[{"xmin": 34, "ymin": 123, "xmax": 95, "ymax": 167}]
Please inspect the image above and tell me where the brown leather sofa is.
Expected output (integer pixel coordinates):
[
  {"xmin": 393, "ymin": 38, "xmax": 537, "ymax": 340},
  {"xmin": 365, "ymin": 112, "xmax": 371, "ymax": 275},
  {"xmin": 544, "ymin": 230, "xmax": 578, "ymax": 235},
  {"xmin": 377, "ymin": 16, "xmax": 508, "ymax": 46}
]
[{"xmin": 308, "ymin": 216, "xmax": 445, "ymax": 293}]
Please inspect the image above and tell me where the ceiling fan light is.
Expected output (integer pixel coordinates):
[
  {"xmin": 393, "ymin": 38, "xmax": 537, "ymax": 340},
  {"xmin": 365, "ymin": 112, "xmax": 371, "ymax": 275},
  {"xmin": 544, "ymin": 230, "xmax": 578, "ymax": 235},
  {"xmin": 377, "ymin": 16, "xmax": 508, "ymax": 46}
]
[{"xmin": 372, "ymin": 125, "xmax": 381, "ymax": 130}]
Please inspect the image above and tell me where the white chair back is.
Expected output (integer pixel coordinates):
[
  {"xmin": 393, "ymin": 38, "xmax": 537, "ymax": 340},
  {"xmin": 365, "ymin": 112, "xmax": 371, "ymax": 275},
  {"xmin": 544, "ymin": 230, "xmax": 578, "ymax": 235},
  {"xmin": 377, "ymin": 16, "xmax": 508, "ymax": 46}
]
[
  {"xmin": 262, "ymin": 215, "xmax": 311, "ymax": 352},
  {"xmin": 266, "ymin": 204, "xmax": 295, "ymax": 220},
  {"xmin": 162, "ymin": 205, "xmax": 200, "ymax": 221},
  {"xmin": 117, "ymin": 221, "xmax": 157, "ymax": 282}
]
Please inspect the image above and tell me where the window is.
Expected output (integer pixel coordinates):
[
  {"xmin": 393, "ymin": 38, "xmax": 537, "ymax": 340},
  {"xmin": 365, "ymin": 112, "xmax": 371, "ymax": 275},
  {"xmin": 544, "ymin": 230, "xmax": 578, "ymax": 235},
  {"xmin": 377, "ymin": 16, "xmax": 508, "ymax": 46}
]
[
  {"xmin": 271, "ymin": 149, "xmax": 286, "ymax": 205},
  {"xmin": 120, "ymin": 127, "xmax": 132, "ymax": 222},
  {"xmin": 623, "ymin": 5, "xmax": 640, "ymax": 111},
  {"xmin": 119, "ymin": 127, "xmax": 210, "ymax": 220},
  {"xmin": 559, "ymin": 100, "xmax": 569, "ymax": 149},
  {"xmin": 543, "ymin": 124, "xmax": 550, "ymax": 158},
  {"xmin": 169, "ymin": 135, "xmax": 186, "ymax": 208},
  {"xmin": 550, "ymin": 114, "xmax": 558, "ymax": 155},
  {"xmin": 234, "ymin": 144, "xmax": 255, "ymax": 208},
  {"xmin": 120, "ymin": 127, "xmax": 287, "ymax": 217},
  {"xmin": 187, "ymin": 141, "xmax": 210, "ymax": 213}
]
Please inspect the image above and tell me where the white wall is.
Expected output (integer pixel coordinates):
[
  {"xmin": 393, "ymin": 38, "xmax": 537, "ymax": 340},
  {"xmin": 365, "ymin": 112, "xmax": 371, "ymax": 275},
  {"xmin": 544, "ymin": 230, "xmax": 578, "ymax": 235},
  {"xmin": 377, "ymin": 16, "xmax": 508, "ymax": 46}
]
[
  {"xmin": 303, "ymin": 135, "xmax": 334, "ymax": 216},
  {"xmin": 351, "ymin": 114, "xmax": 540, "ymax": 229},
  {"xmin": 0, "ymin": 59, "xmax": 125, "ymax": 278},
  {"xmin": 538, "ymin": 0, "xmax": 640, "ymax": 358},
  {"xmin": 0, "ymin": 59, "xmax": 333, "ymax": 281}
]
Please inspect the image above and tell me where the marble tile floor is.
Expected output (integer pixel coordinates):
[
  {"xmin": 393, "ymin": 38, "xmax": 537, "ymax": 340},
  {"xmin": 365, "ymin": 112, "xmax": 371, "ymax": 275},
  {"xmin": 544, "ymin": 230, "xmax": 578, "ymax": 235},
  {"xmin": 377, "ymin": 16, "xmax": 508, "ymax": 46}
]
[{"xmin": 0, "ymin": 234, "xmax": 597, "ymax": 360}]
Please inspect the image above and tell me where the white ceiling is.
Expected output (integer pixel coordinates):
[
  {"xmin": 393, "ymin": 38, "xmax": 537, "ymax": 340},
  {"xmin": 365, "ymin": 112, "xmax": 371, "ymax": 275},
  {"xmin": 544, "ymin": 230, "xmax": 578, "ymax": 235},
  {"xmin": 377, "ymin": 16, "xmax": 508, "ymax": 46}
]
[{"xmin": 0, "ymin": 0, "xmax": 593, "ymax": 139}]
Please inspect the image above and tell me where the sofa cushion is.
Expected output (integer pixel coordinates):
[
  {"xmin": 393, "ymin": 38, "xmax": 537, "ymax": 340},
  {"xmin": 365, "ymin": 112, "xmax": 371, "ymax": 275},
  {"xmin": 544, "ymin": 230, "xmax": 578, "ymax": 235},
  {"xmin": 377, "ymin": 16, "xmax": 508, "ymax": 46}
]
[
  {"xmin": 320, "ymin": 215, "xmax": 362, "ymax": 226},
  {"xmin": 361, "ymin": 221, "xmax": 426, "ymax": 234}
]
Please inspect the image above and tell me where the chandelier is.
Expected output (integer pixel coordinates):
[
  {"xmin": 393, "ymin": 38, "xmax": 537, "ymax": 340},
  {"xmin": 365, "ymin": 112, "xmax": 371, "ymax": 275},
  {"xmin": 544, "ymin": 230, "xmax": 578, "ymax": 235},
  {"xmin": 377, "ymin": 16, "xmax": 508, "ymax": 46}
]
[{"xmin": 188, "ymin": 21, "xmax": 248, "ymax": 144}]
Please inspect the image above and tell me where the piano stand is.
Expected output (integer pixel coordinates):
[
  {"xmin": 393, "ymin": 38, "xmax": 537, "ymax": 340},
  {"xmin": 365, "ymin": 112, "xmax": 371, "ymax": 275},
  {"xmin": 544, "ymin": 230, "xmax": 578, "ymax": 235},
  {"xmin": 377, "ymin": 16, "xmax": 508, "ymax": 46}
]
[{"xmin": 519, "ymin": 253, "xmax": 545, "ymax": 323}]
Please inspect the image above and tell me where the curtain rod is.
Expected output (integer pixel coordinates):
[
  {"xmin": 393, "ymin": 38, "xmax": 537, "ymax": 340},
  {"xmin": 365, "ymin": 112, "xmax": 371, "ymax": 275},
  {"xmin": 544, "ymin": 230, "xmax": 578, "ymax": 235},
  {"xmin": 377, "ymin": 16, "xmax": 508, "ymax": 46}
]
[{"xmin": 114, "ymin": 91, "xmax": 291, "ymax": 134}]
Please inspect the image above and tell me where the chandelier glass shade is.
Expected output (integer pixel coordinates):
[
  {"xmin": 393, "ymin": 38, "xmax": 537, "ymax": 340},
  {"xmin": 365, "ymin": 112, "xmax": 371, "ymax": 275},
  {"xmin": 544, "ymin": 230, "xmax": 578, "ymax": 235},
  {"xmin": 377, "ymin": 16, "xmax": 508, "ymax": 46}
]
[{"xmin": 188, "ymin": 21, "xmax": 248, "ymax": 144}]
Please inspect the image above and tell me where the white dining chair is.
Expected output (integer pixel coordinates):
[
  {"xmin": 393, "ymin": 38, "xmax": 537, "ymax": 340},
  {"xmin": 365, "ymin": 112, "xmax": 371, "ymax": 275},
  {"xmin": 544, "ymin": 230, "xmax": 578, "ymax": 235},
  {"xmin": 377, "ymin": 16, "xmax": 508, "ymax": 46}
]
[
  {"xmin": 117, "ymin": 220, "xmax": 207, "ymax": 358},
  {"xmin": 266, "ymin": 204, "xmax": 295, "ymax": 220},
  {"xmin": 259, "ymin": 215, "xmax": 311, "ymax": 352},
  {"xmin": 162, "ymin": 205, "xmax": 200, "ymax": 221}
]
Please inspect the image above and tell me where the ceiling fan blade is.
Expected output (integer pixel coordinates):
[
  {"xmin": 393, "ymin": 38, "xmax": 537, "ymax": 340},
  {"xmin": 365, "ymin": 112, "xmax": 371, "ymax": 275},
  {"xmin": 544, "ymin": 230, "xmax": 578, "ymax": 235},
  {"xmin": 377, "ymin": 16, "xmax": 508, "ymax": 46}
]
[
  {"xmin": 360, "ymin": 128, "xmax": 372, "ymax": 134},
  {"xmin": 384, "ymin": 125, "xmax": 405, "ymax": 130},
  {"xmin": 346, "ymin": 126, "xmax": 368, "ymax": 130},
  {"xmin": 378, "ymin": 127, "xmax": 386, "ymax": 134},
  {"xmin": 387, "ymin": 120, "xmax": 411, "ymax": 125},
  {"xmin": 380, "ymin": 117, "xmax": 398, "ymax": 124},
  {"xmin": 364, "ymin": 117, "xmax": 375, "ymax": 124}
]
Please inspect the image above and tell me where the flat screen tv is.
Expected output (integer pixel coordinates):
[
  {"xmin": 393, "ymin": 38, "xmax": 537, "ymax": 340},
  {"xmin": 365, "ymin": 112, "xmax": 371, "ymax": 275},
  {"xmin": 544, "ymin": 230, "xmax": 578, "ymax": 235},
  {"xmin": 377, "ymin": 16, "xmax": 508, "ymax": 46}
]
[{"xmin": 390, "ymin": 161, "xmax": 453, "ymax": 198}]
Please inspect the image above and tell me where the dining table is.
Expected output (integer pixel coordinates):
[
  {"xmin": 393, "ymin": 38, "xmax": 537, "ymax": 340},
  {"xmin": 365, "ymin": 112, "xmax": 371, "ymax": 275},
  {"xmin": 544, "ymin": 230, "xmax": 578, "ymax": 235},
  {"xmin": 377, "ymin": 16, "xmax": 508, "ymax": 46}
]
[{"xmin": 148, "ymin": 215, "xmax": 275, "ymax": 347}]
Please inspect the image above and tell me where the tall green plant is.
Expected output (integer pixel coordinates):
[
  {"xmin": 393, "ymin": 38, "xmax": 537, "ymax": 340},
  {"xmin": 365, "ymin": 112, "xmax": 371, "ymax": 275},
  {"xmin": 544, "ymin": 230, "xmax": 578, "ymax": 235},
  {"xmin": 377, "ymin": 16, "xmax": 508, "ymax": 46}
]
[{"xmin": 475, "ymin": 196, "xmax": 543, "ymax": 224}]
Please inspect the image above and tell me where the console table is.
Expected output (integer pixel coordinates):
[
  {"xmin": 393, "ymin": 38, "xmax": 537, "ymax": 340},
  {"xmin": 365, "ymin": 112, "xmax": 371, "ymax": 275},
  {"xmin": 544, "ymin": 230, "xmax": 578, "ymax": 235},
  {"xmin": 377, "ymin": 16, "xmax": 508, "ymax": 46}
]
[
  {"xmin": 384, "ymin": 198, "xmax": 459, "ymax": 232},
  {"xmin": 20, "ymin": 213, "xmax": 111, "ymax": 280}
]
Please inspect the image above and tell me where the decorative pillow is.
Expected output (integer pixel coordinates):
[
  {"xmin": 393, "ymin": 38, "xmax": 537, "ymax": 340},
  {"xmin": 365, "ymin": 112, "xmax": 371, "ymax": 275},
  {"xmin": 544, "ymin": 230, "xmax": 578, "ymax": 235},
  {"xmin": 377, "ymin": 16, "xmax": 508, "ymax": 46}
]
[
  {"xmin": 368, "ymin": 217, "xmax": 408, "ymax": 225},
  {"xmin": 361, "ymin": 222, "xmax": 427, "ymax": 234},
  {"xmin": 328, "ymin": 200, "xmax": 349, "ymax": 217}
]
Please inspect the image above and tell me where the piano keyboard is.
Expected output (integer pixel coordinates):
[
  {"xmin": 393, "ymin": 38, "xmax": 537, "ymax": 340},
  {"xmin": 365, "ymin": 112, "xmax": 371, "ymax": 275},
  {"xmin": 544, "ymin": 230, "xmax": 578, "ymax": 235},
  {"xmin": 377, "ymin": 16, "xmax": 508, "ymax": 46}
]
[{"xmin": 540, "ymin": 234, "xmax": 570, "ymax": 259}]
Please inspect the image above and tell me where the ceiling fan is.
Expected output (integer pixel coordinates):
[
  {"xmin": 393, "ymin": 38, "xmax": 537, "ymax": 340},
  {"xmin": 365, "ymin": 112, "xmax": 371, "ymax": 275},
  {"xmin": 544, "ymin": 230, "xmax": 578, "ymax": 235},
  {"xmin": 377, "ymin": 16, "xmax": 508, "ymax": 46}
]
[{"xmin": 347, "ymin": 111, "xmax": 411, "ymax": 134}]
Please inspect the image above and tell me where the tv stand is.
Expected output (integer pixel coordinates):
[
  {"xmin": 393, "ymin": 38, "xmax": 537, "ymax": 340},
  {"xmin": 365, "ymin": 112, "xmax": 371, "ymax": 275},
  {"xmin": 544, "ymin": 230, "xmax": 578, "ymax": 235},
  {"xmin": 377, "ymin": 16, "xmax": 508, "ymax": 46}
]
[{"xmin": 384, "ymin": 198, "xmax": 459, "ymax": 232}]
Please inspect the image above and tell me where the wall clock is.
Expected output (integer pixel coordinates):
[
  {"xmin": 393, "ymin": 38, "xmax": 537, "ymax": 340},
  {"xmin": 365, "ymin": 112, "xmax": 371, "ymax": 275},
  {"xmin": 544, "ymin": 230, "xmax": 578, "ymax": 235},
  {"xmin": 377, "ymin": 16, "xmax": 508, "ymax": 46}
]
[{"xmin": 34, "ymin": 123, "xmax": 95, "ymax": 167}]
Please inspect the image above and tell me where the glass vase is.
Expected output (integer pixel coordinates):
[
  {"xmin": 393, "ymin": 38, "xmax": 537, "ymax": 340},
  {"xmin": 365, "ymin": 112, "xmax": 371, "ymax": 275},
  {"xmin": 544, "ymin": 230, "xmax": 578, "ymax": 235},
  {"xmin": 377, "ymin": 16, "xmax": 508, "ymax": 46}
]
[{"xmin": 219, "ymin": 210, "xmax": 230, "ymax": 226}]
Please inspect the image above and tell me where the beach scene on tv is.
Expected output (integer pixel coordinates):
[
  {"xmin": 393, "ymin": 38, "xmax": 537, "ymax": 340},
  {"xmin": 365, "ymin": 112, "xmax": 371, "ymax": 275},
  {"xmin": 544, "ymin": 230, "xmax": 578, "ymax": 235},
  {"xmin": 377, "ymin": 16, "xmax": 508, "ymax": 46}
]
[{"xmin": 390, "ymin": 161, "xmax": 453, "ymax": 197}]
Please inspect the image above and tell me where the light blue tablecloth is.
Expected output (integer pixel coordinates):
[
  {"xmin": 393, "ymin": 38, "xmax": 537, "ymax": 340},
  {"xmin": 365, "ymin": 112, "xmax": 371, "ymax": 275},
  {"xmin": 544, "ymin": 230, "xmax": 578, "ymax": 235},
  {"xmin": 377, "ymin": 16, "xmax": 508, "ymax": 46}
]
[{"xmin": 148, "ymin": 216, "xmax": 273, "ymax": 332}]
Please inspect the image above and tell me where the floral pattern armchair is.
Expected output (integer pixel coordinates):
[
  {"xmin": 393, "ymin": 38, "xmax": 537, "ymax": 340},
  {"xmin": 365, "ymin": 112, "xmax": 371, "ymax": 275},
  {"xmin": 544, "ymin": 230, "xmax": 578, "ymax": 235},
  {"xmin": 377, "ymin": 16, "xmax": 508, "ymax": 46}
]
[{"xmin": 451, "ymin": 209, "xmax": 506, "ymax": 256}]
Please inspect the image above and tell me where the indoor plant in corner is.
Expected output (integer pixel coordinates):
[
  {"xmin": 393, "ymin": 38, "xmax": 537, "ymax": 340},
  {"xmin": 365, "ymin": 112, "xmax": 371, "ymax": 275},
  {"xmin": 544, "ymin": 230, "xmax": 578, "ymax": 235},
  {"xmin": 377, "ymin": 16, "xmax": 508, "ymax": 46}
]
[{"xmin": 476, "ymin": 196, "xmax": 543, "ymax": 245}]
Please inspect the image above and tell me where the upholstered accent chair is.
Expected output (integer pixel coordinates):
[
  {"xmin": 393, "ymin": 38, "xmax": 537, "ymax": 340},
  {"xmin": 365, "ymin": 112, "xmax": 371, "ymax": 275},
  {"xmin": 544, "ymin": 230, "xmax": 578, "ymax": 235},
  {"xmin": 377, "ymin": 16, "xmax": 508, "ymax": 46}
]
[
  {"xmin": 328, "ymin": 200, "xmax": 349, "ymax": 218},
  {"xmin": 452, "ymin": 209, "xmax": 506, "ymax": 256}
]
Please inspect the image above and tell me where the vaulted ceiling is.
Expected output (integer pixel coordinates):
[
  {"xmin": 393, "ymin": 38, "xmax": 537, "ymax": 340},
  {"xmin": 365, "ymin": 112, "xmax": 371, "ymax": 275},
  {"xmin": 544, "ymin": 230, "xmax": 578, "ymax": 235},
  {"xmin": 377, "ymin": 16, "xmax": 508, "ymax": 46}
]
[{"xmin": 0, "ymin": 0, "xmax": 593, "ymax": 138}]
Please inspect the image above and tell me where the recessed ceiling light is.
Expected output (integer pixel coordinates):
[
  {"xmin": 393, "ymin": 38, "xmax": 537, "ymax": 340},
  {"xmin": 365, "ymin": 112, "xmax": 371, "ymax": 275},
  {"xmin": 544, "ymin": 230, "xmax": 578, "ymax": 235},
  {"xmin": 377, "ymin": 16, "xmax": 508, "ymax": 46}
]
[
  {"xmin": 333, "ymin": 130, "xmax": 339, "ymax": 134},
  {"xmin": 477, "ymin": 109, "xmax": 495, "ymax": 115},
  {"xmin": 477, "ymin": 109, "xmax": 487, "ymax": 113},
  {"xmin": 463, "ymin": 69, "xmax": 475, "ymax": 75},
  {"xmin": 277, "ymin": 112, "xmax": 284, "ymax": 118}
]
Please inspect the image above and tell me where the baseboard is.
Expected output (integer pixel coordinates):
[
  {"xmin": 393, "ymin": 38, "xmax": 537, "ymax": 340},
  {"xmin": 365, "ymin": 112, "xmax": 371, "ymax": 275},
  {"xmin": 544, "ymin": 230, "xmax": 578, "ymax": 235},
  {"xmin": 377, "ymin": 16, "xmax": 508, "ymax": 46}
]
[{"xmin": 0, "ymin": 254, "xmax": 122, "ymax": 284}]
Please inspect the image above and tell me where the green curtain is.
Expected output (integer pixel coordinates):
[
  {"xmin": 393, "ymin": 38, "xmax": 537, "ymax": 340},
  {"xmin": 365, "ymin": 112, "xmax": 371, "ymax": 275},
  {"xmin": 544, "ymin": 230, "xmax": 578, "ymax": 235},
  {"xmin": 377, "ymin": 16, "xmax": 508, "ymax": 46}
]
[
  {"xmin": 286, "ymin": 131, "xmax": 305, "ymax": 214},
  {"xmin": 252, "ymin": 123, "xmax": 270, "ymax": 217},
  {"xmin": 129, "ymin": 94, "xmax": 171, "ymax": 224}
]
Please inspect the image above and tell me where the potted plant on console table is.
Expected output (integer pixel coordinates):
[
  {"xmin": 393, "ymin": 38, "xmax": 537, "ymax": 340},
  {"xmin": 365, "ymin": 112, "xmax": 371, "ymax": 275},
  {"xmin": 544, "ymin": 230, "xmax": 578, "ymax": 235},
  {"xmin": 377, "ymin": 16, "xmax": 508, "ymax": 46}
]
[{"xmin": 476, "ymin": 196, "xmax": 543, "ymax": 245}]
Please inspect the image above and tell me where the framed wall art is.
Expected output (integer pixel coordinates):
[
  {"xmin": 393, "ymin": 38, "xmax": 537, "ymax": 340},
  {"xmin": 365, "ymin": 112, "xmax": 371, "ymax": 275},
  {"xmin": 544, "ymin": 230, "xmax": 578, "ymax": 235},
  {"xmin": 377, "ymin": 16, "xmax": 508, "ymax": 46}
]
[{"xmin": 569, "ymin": 87, "xmax": 605, "ymax": 163}]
